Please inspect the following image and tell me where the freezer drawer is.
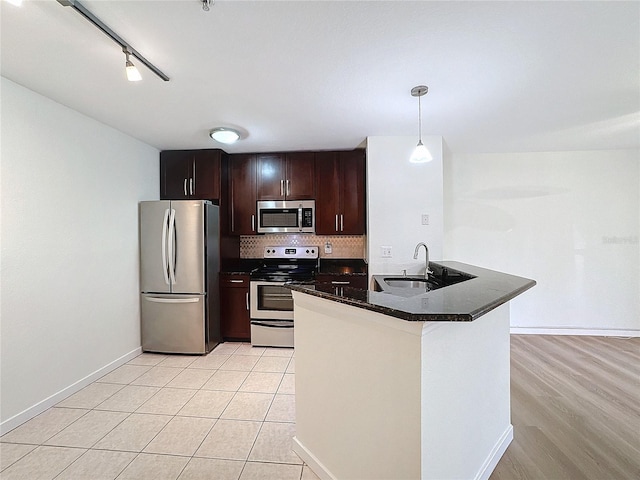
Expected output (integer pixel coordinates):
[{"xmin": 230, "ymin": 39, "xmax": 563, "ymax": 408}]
[{"xmin": 141, "ymin": 294, "xmax": 207, "ymax": 354}]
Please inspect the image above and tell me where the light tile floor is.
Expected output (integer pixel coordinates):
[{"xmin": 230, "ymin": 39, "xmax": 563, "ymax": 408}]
[{"xmin": 0, "ymin": 343, "xmax": 320, "ymax": 480}]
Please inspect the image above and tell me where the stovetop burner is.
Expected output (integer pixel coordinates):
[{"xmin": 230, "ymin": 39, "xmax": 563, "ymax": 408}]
[{"xmin": 251, "ymin": 246, "xmax": 319, "ymax": 282}]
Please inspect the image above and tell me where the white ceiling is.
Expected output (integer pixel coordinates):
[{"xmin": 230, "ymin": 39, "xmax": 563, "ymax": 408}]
[{"xmin": 2, "ymin": 0, "xmax": 639, "ymax": 154}]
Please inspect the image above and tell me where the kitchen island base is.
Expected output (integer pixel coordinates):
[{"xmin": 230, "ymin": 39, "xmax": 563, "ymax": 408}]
[{"xmin": 292, "ymin": 291, "xmax": 513, "ymax": 480}]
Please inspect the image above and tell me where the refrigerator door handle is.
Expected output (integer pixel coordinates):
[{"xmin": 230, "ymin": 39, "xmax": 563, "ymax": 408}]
[
  {"xmin": 168, "ymin": 208, "xmax": 177, "ymax": 285},
  {"xmin": 144, "ymin": 297, "xmax": 200, "ymax": 304},
  {"xmin": 161, "ymin": 208, "xmax": 170, "ymax": 285}
]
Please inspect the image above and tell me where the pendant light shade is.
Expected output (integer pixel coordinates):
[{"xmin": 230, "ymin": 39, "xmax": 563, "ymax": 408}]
[
  {"xmin": 410, "ymin": 140, "xmax": 433, "ymax": 164},
  {"xmin": 409, "ymin": 85, "xmax": 432, "ymax": 163}
]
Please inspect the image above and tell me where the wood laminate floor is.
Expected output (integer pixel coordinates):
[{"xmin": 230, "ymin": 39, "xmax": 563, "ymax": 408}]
[{"xmin": 490, "ymin": 334, "xmax": 640, "ymax": 480}]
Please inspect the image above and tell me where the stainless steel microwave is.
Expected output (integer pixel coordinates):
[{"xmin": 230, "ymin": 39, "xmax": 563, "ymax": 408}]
[{"xmin": 257, "ymin": 200, "xmax": 315, "ymax": 234}]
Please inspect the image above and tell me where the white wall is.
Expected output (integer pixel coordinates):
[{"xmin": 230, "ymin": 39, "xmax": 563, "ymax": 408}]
[
  {"xmin": 366, "ymin": 136, "xmax": 444, "ymax": 276},
  {"xmin": 0, "ymin": 77, "xmax": 159, "ymax": 431},
  {"xmin": 444, "ymin": 150, "xmax": 639, "ymax": 335}
]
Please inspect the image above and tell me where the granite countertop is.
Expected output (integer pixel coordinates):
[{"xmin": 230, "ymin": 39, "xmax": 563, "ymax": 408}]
[
  {"xmin": 221, "ymin": 259, "xmax": 262, "ymax": 275},
  {"xmin": 318, "ymin": 259, "xmax": 368, "ymax": 276},
  {"xmin": 288, "ymin": 261, "xmax": 536, "ymax": 322}
]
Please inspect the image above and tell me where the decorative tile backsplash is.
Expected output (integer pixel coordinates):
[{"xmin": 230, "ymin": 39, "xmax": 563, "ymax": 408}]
[{"xmin": 240, "ymin": 235, "xmax": 366, "ymax": 259}]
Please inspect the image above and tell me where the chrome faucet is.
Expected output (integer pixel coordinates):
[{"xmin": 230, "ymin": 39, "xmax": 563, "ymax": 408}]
[{"xmin": 413, "ymin": 242, "xmax": 433, "ymax": 279}]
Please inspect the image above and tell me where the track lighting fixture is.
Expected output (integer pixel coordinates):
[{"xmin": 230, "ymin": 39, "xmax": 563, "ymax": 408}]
[
  {"xmin": 123, "ymin": 47, "xmax": 142, "ymax": 82},
  {"xmin": 202, "ymin": 0, "xmax": 213, "ymax": 12},
  {"xmin": 57, "ymin": 0, "xmax": 169, "ymax": 82},
  {"xmin": 409, "ymin": 85, "xmax": 433, "ymax": 164}
]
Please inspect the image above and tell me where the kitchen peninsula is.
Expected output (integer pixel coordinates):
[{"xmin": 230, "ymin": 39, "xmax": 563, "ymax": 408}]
[{"xmin": 289, "ymin": 261, "xmax": 535, "ymax": 480}]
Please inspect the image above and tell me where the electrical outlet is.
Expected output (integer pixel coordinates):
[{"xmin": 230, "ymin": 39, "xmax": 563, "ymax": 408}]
[
  {"xmin": 381, "ymin": 246, "xmax": 393, "ymax": 258},
  {"xmin": 324, "ymin": 242, "xmax": 333, "ymax": 254},
  {"xmin": 421, "ymin": 214, "xmax": 430, "ymax": 225}
]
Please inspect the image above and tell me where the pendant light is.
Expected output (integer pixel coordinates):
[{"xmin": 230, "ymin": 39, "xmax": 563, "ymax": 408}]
[
  {"xmin": 409, "ymin": 85, "xmax": 433, "ymax": 163},
  {"xmin": 123, "ymin": 47, "xmax": 142, "ymax": 82}
]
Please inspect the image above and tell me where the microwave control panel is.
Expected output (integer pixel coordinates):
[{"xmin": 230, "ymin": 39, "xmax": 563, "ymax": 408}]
[{"xmin": 302, "ymin": 208, "xmax": 313, "ymax": 227}]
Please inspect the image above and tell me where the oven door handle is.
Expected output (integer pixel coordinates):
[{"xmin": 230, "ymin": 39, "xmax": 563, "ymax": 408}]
[{"xmin": 251, "ymin": 321, "xmax": 294, "ymax": 328}]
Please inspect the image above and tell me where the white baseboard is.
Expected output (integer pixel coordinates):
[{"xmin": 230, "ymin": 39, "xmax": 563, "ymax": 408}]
[
  {"xmin": 475, "ymin": 424, "xmax": 513, "ymax": 480},
  {"xmin": 0, "ymin": 347, "xmax": 142, "ymax": 436},
  {"xmin": 510, "ymin": 327, "xmax": 639, "ymax": 338},
  {"xmin": 292, "ymin": 436, "xmax": 337, "ymax": 480},
  {"xmin": 295, "ymin": 426, "xmax": 513, "ymax": 480}
]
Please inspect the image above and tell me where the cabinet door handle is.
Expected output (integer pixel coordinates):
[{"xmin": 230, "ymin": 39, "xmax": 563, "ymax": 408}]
[
  {"xmin": 286, "ymin": 179, "xmax": 290, "ymax": 196},
  {"xmin": 246, "ymin": 292, "xmax": 249, "ymax": 311},
  {"xmin": 331, "ymin": 281, "xmax": 350, "ymax": 285},
  {"xmin": 335, "ymin": 214, "xmax": 339, "ymax": 232},
  {"xmin": 192, "ymin": 160, "xmax": 196, "ymax": 194},
  {"xmin": 340, "ymin": 214, "xmax": 344, "ymax": 232},
  {"xmin": 189, "ymin": 178, "xmax": 194, "ymax": 196},
  {"xmin": 280, "ymin": 179, "xmax": 285, "ymax": 197},
  {"xmin": 183, "ymin": 178, "xmax": 188, "ymax": 196},
  {"xmin": 230, "ymin": 279, "xmax": 244, "ymax": 283},
  {"xmin": 251, "ymin": 214, "xmax": 255, "ymax": 232}
]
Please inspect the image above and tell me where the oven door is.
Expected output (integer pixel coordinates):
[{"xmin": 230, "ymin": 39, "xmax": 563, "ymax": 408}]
[{"xmin": 250, "ymin": 281, "xmax": 294, "ymax": 320}]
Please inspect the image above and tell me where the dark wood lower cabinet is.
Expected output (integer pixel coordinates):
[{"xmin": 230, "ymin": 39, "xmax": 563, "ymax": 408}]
[
  {"xmin": 220, "ymin": 274, "xmax": 251, "ymax": 341},
  {"xmin": 315, "ymin": 274, "xmax": 369, "ymax": 290}
]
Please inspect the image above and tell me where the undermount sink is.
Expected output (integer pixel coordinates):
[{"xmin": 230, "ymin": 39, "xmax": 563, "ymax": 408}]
[
  {"xmin": 383, "ymin": 278, "xmax": 433, "ymax": 289},
  {"xmin": 373, "ymin": 269, "xmax": 475, "ymax": 296}
]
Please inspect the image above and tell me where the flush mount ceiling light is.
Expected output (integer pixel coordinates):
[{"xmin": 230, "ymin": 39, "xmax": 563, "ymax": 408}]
[
  {"xmin": 209, "ymin": 128, "xmax": 241, "ymax": 144},
  {"xmin": 409, "ymin": 85, "xmax": 433, "ymax": 164},
  {"xmin": 202, "ymin": 0, "xmax": 213, "ymax": 12},
  {"xmin": 57, "ymin": 0, "xmax": 169, "ymax": 82},
  {"xmin": 123, "ymin": 47, "xmax": 142, "ymax": 82}
]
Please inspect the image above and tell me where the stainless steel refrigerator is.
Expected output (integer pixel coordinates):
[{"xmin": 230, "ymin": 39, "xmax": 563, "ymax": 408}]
[{"xmin": 139, "ymin": 200, "xmax": 221, "ymax": 354}]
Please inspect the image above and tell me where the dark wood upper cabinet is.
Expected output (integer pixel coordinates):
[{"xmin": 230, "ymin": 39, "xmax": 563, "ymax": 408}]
[
  {"xmin": 256, "ymin": 154, "xmax": 284, "ymax": 200},
  {"xmin": 256, "ymin": 152, "xmax": 315, "ymax": 201},
  {"xmin": 228, "ymin": 154, "xmax": 257, "ymax": 235},
  {"xmin": 315, "ymin": 149, "xmax": 366, "ymax": 235},
  {"xmin": 160, "ymin": 149, "xmax": 221, "ymax": 200},
  {"xmin": 315, "ymin": 151, "xmax": 342, "ymax": 233},
  {"xmin": 161, "ymin": 148, "xmax": 365, "ymax": 237},
  {"xmin": 285, "ymin": 152, "xmax": 315, "ymax": 200},
  {"xmin": 339, "ymin": 149, "xmax": 366, "ymax": 234}
]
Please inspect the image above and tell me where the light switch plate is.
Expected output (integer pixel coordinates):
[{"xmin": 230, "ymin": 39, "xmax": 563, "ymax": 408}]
[
  {"xmin": 422, "ymin": 214, "xmax": 430, "ymax": 225},
  {"xmin": 381, "ymin": 246, "xmax": 393, "ymax": 258}
]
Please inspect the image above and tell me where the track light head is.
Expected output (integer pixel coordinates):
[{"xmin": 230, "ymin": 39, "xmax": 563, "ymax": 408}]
[{"xmin": 123, "ymin": 47, "xmax": 142, "ymax": 82}]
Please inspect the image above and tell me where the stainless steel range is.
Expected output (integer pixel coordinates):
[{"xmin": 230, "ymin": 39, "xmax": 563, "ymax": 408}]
[{"xmin": 250, "ymin": 246, "xmax": 319, "ymax": 348}]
